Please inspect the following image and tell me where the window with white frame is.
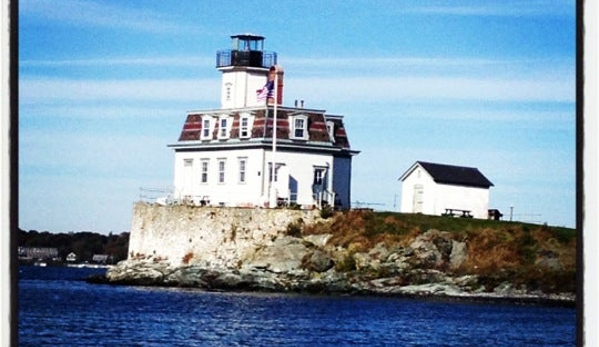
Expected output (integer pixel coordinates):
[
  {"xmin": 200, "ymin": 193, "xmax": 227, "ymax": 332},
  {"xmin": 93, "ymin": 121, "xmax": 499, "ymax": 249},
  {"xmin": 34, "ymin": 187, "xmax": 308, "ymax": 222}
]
[
  {"xmin": 313, "ymin": 168, "xmax": 324, "ymax": 185},
  {"xmin": 238, "ymin": 157, "xmax": 247, "ymax": 184},
  {"xmin": 200, "ymin": 159, "xmax": 209, "ymax": 183},
  {"xmin": 218, "ymin": 159, "xmax": 226, "ymax": 183},
  {"xmin": 218, "ymin": 116, "xmax": 231, "ymax": 139},
  {"xmin": 268, "ymin": 162, "xmax": 281, "ymax": 182},
  {"xmin": 184, "ymin": 159, "xmax": 193, "ymax": 167},
  {"xmin": 290, "ymin": 115, "xmax": 308, "ymax": 140},
  {"xmin": 201, "ymin": 116, "xmax": 213, "ymax": 140},
  {"xmin": 239, "ymin": 114, "xmax": 253, "ymax": 138}
]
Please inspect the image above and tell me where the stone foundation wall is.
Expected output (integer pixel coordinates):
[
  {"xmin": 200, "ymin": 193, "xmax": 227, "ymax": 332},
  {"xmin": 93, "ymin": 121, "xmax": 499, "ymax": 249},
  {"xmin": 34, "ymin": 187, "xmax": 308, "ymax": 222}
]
[{"xmin": 127, "ymin": 202, "xmax": 320, "ymax": 268}]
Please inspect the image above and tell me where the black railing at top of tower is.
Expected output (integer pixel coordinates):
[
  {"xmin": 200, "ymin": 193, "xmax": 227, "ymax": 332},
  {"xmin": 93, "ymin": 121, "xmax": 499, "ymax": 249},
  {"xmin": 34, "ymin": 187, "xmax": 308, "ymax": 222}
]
[{"xmin": 216, "ymin": 50, "xmax": 277, "ymax": 68}]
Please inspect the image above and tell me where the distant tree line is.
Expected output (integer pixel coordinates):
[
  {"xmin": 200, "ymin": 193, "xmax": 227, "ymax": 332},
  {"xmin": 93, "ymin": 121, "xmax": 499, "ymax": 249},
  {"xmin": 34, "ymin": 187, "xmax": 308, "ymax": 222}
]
[{"xmin": 18, "ymin": 229, "xmax": 130, "ymax": 264}]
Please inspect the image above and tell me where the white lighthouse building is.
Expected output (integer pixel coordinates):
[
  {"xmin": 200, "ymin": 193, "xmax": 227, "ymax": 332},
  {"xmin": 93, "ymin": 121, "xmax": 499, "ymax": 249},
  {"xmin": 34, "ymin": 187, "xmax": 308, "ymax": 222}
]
[{"xmin": 168, "ymin": 34, "xmax": 359, "ymax": 209}]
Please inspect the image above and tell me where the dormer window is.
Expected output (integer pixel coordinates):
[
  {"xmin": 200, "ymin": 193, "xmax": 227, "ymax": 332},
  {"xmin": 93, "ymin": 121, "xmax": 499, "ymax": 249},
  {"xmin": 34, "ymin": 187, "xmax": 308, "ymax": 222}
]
[
  {"xmin": 240, "ymin": 117, "xmax": 249, "ymax": 137},
  {"xmin": 201, "ymin": 115, "xmax": 214, "ymax": 140},
  {"xmin": 289, "ymin": 115, "xmax": 308, "ymax": 140},
  {"xmin": 218, "ymin": 115, "xmax": 231, "ymax": 139},
  {"xmin": 239, "ymin": 113, "xmax": 254, "ymax": 139},
  {"xmin": 203, "ymin": 119, "xmax": 211, "ymax": 138}
]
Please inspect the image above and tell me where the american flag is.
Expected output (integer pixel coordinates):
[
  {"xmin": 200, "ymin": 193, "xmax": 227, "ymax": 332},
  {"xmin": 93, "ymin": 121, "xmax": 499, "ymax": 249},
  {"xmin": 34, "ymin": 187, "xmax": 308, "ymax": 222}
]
[{"xmin": 256, "ymin": 80, "xmax": 274, "ymax": 101}]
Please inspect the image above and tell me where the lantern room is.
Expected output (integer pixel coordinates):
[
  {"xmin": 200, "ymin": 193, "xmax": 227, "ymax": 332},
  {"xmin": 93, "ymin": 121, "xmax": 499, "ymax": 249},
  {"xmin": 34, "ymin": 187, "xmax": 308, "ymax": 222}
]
[
  {"xmin": 216, "ymin": 34, "xmax": 277, "ymax": 69},
  {"xmin": 216, "ymin": 34, "xmax": 280, "ymax": 108}
]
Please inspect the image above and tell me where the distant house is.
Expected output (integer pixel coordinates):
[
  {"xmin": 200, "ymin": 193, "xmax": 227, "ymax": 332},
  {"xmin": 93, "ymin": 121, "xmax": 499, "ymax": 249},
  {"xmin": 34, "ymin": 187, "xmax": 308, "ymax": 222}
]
[
  {"xmin": 66, "ymin": 252, "xmax": 77, "ymax": 262},
  {"xmin": 91, "ymin": 254, "xmax": 109, "ymax": 264},
  {"xmin": 17, "ymin": 247, "xmax": 59, "ymax": 260},
  {"xmin": 399, "ymin": 161, "xmax": 494, "ymax": 219}
]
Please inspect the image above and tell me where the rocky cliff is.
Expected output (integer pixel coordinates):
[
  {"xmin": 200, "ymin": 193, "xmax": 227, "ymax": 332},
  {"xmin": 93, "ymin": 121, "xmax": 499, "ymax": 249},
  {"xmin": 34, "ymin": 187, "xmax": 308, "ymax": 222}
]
[{"xmin": 104, "ymin": 203, "xmax": 576, "ymax": 305}]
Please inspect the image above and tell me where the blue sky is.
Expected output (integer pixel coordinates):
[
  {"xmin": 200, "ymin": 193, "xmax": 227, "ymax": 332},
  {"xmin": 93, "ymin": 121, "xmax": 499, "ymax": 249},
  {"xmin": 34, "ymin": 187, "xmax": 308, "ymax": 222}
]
[{"xmin": 18, "ymin": 0, "xmax": 576, "ymax": 233}]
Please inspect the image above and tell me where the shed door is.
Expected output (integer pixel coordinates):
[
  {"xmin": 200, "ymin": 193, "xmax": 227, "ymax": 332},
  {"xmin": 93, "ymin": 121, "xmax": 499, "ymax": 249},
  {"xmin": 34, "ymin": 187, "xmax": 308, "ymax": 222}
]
[{"xmin": 413, "ymin": 184, "xmax": 424, "ymax": 213}]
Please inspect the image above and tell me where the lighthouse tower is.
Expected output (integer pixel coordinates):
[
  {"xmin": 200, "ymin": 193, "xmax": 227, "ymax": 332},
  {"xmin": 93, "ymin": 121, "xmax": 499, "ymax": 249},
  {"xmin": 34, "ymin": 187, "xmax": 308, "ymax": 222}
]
[
  {"xmin": 216, "ymin": 34, "xmax": 283, "ymax": 108},
  {"xmin": 169, "ymin": 34, "xmax": 358, "ymax": 210}
]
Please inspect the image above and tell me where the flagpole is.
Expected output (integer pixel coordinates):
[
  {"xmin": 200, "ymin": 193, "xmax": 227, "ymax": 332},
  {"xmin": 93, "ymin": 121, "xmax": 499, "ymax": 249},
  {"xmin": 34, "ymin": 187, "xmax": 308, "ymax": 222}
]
[{"xmin": 269, "ymin": 68, "xmax": 278, "ymax": 208}]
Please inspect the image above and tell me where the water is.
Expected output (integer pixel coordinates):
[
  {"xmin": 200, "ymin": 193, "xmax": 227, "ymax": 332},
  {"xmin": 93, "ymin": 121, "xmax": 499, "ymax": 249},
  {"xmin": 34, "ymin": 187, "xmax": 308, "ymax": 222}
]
[{"xmin": 19, "ymin": 266, "xmax": 577, "ymax": 346}]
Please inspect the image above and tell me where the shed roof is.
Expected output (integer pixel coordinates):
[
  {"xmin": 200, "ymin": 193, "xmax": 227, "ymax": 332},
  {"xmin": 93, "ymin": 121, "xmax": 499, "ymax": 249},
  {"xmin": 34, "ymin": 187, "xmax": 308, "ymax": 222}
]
[{"xmin": 400, "ymin": 161, "xmax": 494, "ymax": 188}]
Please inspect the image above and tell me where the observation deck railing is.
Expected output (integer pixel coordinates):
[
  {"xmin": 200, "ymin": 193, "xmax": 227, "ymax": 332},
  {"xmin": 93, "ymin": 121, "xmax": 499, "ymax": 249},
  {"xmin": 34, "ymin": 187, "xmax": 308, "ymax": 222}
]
[{"xmin": 216, "ymin": 50, "xmax": 277, "ymax": 68}]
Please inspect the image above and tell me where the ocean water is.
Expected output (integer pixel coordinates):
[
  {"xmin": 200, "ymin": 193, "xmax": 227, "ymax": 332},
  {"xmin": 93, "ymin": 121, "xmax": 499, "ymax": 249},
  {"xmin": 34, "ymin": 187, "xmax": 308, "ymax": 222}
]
[{"xmin": 18, "ymin": 266, "xmax": 577, "ymax": 346}]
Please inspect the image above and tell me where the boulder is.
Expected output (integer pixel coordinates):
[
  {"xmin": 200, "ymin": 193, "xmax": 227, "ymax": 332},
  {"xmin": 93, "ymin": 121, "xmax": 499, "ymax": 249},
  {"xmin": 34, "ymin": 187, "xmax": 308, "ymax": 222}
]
[
  {"xmin": 107, "ymin": 260, "xmax": 171, "ymax": 285},
  {"xmin": 302, "ymin": 250, "xmax": 334, "ymax": 272},
  {"xmin": 407, "ymin": 230, "xmax": 466, "ymax": 270},
  {"xmin": 246, "ymin": 236, "xmax": 309, "ymax": 273},
  {"xmin": 408, "ymin": 237, "xmax": 443, "ymax": 269},
  {"xmin": 302, "ymin": 234, "xmax": 332, "ymax": 247},
  {"xmin": 432, "ymin": 234, "xmax": 453, "ymax": 260},
  {"xmin": 353, "ymin": 252, "xmax": 372, "ymax": 271},
  {"xmin": 449, "ymin": 241, "xmax": 468, "ymax": 270},
  {"xmin": 368, "ymin": 242, "xmax": 390, "ymax": 262},
  {"xmin": 536, "ymin": 249, "xmax": 562, "ymax": 270}
]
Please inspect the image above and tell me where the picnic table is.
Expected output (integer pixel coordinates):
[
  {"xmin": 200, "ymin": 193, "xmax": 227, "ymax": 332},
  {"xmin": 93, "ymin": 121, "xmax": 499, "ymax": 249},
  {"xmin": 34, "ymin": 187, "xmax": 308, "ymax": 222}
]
[{"xmin": 442, "ymin": 208, "xmax": 473, "ymax": 218}]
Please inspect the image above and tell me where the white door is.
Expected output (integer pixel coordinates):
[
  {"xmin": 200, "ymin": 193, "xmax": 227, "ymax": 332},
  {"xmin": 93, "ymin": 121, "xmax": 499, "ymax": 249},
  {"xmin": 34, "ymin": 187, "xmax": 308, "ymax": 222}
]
[
  {"xmin": 183, "ymin": 159, "xmax": 193, "ymax": 197},
  {"xmin": 277, "ymin": 165, "xmax": 289, "ymax": 198},
  {"xmin": 413, "ymin": 184, "xmax": 424, "ymax": 213}
]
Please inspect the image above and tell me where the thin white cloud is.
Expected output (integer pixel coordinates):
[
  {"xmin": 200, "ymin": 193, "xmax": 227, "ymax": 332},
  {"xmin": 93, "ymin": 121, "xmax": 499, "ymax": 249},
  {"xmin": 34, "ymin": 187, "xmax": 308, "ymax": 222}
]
[
  {"xmin": 20, "ymin": 55, "xmax": 503, "ymax": 71},
  {"xmin": 285, "ymin": 57, "xmax": 506, "ymax": 68},
  {"xmin": 372, "ymin": 108, "xmax": 574, "ymax": 128},
  {"xmin": 20, "ymin": 55, "xmax": 572, "ymax": 75},
  {"xmin": 20, "ymin": 56, "xmax": 214, "ymax": 68},
  {"xmin": 284, "ymin": 56, "xmax": 575, "ymax": 88},
  {"xmin": 19, "ymin": 78, "xmax": 220, "ymax": 102},
  {"xmin": 20, "ymin": 72, "xmax": 573, "ymax": 105},
  {"xmin": 21, "ymin": 105, "xmax": 185, "ymax": 120},
  {"xmin": 289, "ymin": 75, "xmax": 574, "ymax": 103},
  {"xmin": 404, "ymin": 0, "xmax": 573, "ymax": 17},
  {"xmin": 20, "ymin": 0, "xmax": 193, "ymax": 33}
]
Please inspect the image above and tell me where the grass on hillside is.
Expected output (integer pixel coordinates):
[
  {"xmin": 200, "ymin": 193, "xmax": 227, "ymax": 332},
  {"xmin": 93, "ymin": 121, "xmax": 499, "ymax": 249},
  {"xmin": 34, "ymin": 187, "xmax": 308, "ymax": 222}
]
[{"xmin": 300, "ymin": 209, "xmax": 577, "ymax": 292}]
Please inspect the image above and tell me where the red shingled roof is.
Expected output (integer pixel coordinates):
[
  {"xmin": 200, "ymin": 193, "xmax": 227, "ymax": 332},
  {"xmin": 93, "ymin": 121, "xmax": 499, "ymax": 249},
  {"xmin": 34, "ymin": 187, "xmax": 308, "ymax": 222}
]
[{"xmin": 177, "ymin": 107, "xmax": 352, "ymax": 150}]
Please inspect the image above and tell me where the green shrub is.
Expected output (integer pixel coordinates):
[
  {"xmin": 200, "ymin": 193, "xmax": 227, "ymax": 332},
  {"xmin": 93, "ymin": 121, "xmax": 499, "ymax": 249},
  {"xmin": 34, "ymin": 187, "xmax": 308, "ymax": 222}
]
[
  {"xmin": 335, "ymin": 253, "xmax": 356, "ymax": 272},
  {"xmin": 517, "ymin": 229, "xmax": 538, "ymax": 265},
  {"xmin": 320, "ymin": 205, "xmax": 334, "ymax": 219},
  {"xmin": 286, "ymin": 218, "xmax": 304, "ymax": 237},
  {"xmin": 553, "ymin": 227, "xmax": 576, "ymax": 244}
]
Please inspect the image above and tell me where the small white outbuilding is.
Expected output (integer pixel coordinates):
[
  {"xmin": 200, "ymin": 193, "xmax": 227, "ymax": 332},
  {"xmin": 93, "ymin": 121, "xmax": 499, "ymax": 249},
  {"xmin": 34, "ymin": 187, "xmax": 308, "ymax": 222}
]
[{"xmin": 399, "ymin": 161, "xmax": 494, "ymax": 219}]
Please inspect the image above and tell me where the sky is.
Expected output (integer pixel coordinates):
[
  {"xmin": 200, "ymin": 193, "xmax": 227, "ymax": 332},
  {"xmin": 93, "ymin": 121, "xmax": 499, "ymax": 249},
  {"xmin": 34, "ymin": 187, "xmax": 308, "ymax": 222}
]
[{"xmin": 18, "ymin": 0, "xmax": 576, "ymax": 233}]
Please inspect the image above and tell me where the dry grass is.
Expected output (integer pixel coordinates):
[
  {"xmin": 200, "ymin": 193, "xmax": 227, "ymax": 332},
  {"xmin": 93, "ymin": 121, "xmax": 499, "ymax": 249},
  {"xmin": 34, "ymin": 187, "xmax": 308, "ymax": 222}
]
[
  {"xmin": 460, "ymin": 228, "xmax": 522, "ymax": 274},
  {"xmin": 300, "ymin": 210, "xmax": 576, "ymax": 291},
  {"xmin": 323, "ymin": 210, "xmax": 410, "ymax": 251}
]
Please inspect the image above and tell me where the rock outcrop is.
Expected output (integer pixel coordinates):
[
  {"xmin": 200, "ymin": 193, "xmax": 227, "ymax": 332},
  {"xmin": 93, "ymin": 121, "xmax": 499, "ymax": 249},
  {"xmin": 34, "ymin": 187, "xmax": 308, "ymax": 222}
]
[{"xmin": 104, "ymin": 206, "xmax": 575, "ymax": 305}]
